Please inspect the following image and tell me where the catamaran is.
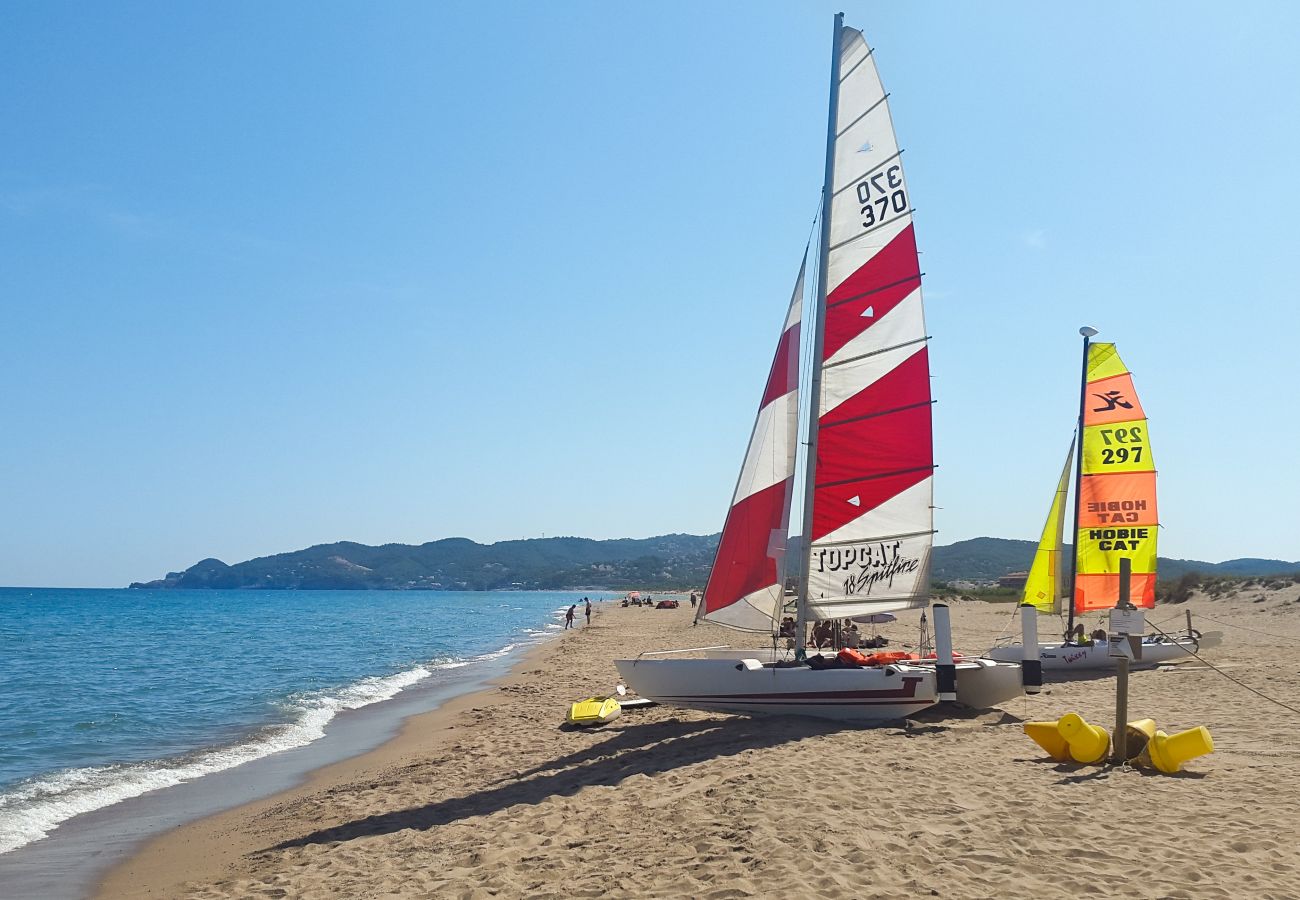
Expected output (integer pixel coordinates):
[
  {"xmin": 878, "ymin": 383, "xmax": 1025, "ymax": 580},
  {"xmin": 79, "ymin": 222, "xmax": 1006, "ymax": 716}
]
[
  {"xmin": 986, "ymin": 328, "xmax": 1199, "ymax": 671},
  {"xmin": 614, "ymin": 15, "xmax": 1022, "ymax": 721}
]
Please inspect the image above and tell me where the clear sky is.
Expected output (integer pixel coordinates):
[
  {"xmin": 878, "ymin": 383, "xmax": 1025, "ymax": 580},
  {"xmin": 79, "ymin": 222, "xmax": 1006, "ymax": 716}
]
[{"xmin": 3, "ymin": 1, "xmax": 1297, "ymax": 587}]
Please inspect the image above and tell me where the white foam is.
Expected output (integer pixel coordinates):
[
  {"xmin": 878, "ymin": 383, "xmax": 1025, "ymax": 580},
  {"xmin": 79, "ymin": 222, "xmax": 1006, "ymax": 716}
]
[{"xmin": 0, "ymin": 663, "xmax": 443, "ymax": 854}]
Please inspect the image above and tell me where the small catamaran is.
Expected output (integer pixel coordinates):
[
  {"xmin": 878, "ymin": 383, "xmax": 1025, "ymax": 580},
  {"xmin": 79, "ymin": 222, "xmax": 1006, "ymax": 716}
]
[
  {"xmin": 986, "ymin": 327, "xmax": 1199, "ymax": 671},
  {"xmin": 614, "ymin": 15, "xmax": 1022, "ymax": 721}
]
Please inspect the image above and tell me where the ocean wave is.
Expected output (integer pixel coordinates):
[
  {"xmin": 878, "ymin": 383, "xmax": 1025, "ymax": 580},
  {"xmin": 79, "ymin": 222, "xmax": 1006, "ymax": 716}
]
[{"xmin": 0, "ymin": 663, "xmax": 445, "ymax": 854}]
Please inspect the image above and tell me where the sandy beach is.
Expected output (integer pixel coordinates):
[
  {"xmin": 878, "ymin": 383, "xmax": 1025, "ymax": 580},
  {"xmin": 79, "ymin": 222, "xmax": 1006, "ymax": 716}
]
[{"xmin": 97, "ymin": 589, "xmax": 1300, "ymax": 899}]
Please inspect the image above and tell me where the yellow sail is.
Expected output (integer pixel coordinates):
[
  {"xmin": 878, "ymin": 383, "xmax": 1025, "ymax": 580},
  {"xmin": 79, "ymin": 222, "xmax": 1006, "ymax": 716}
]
[
  {"xmin": 1022, "ymin": 438, "xmax": 1075, "ymax": 612},
  {"xmin": 1074, "ymin": 343, "xmax": 1158, "ymax": 611}
]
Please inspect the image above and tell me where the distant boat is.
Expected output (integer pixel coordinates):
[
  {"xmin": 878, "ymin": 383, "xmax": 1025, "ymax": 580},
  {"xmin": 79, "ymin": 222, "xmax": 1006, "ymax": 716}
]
[
  {"xmin": 987, "ymin": 330, "xmax": 1199, "ymax": 671},
  {"xmin": 614, "ymin": 15, "xmax": 1021, "ymax": 720}
]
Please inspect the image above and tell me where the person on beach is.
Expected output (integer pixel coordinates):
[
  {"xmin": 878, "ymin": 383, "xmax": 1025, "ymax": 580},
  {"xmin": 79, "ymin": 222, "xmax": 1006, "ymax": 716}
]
[
  {"xmin": 812, "ymin": 620, "xmax": 833, "ymax": 649},
  {"xmin": 584, "ymin": 598, "xmax": 592, "ymax": 625},
  {"xmin": 565, "ymin": 605, "xmax": 576, "ymax": 629},
  {"xmin": 689, "ymin": 591, "xmax": 697, "ymax": 608},
  {"xmin": 844, "ymin": 622, "xmax": 861, "ymax": 649}
]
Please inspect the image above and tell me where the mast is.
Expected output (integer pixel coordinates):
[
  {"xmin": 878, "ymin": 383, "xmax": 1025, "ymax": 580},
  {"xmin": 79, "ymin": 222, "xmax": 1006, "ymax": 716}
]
[
  {"xmin": 1065, "ymin": 325, "xmax": 1098, "ymax": 640},
  {"xmin": 794, "ymin": 12, "xmax": 844, "ymax": 660}
]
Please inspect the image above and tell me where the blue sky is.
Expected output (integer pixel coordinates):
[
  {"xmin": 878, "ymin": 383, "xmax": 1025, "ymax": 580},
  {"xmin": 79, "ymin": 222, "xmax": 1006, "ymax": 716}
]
[{"xmin": 2, "ymin": 1, "xmax": 1297, "ymax": 587}]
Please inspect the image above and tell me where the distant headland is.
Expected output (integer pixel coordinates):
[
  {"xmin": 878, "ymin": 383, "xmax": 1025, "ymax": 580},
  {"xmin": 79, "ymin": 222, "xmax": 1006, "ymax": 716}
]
[{"xmin": 128, "ymin": 535, "xmax": 1300, "ymax": 592}]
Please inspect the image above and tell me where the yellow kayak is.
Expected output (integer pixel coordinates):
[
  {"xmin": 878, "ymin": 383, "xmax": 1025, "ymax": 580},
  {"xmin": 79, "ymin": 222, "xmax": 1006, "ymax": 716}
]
[{"xmin": 565, "ymin": 696, "xmax": 622, "ymax": 727}]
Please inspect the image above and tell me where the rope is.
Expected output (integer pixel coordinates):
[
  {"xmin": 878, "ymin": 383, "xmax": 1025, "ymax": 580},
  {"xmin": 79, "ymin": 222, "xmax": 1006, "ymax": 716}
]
[
  {"xmin": 1190, "ymin": 611, "xmax": 1294, "ymax": 640},
  {"xmin": 1144, "ymin": 618, "xmax": 1300, "ymax": 718}
]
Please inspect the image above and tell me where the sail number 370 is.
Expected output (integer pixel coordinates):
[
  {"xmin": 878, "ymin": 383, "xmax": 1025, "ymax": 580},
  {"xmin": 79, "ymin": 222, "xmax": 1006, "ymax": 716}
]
[
  {"xmin": 1099, "ymin": 426, "xmax": 1144, "ymax": 465},
  {"xmin": 858, "ymin": 165, "xmax": 907, "ymax": 228}
]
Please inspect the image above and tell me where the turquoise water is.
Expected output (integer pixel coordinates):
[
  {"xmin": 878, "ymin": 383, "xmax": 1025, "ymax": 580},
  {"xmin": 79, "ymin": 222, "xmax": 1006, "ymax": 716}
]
[{"xmin": 0, "ymin": 587, "xmax": 610, "ymax": 853}]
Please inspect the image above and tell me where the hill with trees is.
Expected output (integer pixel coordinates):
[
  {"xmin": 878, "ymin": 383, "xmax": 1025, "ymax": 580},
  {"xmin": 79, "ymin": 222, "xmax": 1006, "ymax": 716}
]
[{"xmin": 129, "ymin": 533, "xmax": 1299, "ymax": 592}]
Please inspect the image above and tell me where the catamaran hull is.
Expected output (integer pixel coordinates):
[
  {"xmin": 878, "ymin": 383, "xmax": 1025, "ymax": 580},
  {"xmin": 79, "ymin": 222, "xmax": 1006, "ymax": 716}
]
[
  {"xmin": 695, "ymin": 649, "xmax": 1023, "ymax": 711},
  {"xmin": 986, "ymin": 638, "xmax": 1196, "ymax": 671},
  {"xmin": 613, "ymin": 657, "xmax": 1023, "ymax": 721},
  {"xmin": 931, "ymin": 657, "xmax": 1023, "ymax": 709},
  {"xmin": 614, "ymin": 658, "xmax": 937, "ymax": 721}
]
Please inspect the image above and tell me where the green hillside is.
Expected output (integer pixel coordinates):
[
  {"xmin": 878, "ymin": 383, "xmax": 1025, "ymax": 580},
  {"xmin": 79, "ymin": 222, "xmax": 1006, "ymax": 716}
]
[{"xmin": 130, "ymin": 533, "xmax": 1300, "ymax": 592}]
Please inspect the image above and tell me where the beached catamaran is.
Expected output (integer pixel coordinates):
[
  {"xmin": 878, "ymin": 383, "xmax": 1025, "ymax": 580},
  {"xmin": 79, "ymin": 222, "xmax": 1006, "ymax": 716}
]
[
  {"xmin": 614, "ymin": 15, "xmax": 1022, "ymax": 720},
  {"xmin": 987, "ymin": 329, "xmax": 1199, "ymax": 670}
]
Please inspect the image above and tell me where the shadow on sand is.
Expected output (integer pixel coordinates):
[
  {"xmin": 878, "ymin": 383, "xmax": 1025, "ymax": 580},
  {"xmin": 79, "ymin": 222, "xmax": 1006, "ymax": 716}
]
[
  {"xmin": 267, "ymin": 702, "xmax": 1040, "ymax": 854},
  {"xmin": 268, "ymin": 714, "xmax": 845, "ymax": 852}
]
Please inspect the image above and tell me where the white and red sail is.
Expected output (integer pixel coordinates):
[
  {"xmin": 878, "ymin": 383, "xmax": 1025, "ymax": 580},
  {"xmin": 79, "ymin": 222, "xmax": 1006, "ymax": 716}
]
[
  {"xmin": 698, "ymin": 265, "xmax": 804, "ymax": 630},
  {"xmin": 805, "ymin": 27, "xmax": 935, "ymax": 618}
]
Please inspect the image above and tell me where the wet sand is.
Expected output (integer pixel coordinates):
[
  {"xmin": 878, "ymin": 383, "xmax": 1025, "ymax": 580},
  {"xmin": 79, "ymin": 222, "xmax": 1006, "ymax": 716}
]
[{"xmin": 98, "ymin": 589, "xmax": 1300, "ymax": 899}]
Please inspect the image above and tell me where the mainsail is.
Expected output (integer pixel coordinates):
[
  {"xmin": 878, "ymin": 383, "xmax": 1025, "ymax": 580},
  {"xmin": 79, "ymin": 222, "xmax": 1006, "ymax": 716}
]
[
  {"xmin": 1022, "ymin": 438, "xmax": 1075, "ymax": 613},
  {"xmin": 1074, "ymin": 343, "xmax": 1158, "ymax": 611},
  {"xmin": 803, "ymin": 27, "xmax": 935, "ymax": 619},
  {"xmin": 698, "ymin": 264, "xmax": 804, "ymax": 630}
]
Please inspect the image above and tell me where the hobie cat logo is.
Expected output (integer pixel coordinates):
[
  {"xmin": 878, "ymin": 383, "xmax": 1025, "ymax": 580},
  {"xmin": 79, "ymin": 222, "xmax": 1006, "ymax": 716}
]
[
  {"xmin": 1091, "ymin": 390, "xmax": 1133, "ymax": 413},
  {"xmin": 857, "ymin": 140, "xmax": 873, "ymax": 153}
]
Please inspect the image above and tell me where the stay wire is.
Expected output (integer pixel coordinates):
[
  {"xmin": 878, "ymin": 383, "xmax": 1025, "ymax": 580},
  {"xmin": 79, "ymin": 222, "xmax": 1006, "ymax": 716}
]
[
  {"xmin": 1189, "ymin": 611, "xmax": 1293, "ymax": 641},
  {"xmin": 1144, "ymin": 617, "xmax": 1300, "ymax": 718}
]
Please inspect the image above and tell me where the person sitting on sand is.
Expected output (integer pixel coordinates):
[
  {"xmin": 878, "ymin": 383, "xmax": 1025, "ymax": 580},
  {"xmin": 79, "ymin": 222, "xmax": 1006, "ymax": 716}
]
[
  {"xmin": 812, "ymin": 620, "xmax": 833, "ymax": 649},
  {"xmin": 778, "ymin": 616, "xmax": 796, "ymax": 639},
  {"xmin": 844, "ymin": 622, "xmax": 861, "ymax": 649}
]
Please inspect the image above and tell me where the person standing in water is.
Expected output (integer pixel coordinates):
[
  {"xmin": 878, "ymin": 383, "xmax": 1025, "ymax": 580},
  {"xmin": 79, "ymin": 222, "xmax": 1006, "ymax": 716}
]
[{"xmin": 565, "ymin": 605, "xmax": 576, "ymax": 629}]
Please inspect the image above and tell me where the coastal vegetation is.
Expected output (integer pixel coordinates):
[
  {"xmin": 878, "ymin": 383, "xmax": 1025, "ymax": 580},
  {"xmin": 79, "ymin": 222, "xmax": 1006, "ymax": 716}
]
[{"xmin": 129, "ymin": 534, "xmax": 1300, "ymax": 593}]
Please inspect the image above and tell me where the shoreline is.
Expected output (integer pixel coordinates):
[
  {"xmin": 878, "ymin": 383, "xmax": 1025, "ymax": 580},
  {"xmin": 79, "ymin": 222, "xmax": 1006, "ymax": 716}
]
[
  {"xmin": 0, "ymin": 608, "xmax": 576, "ymax": 899},
  {"xmin": 94, "ymin": 619, "xmax": 572, "ymax": 900},
  {"xmin": 94, "ymin": 601, "xmax": 624, "ymax": 899},
  {"xmin": 96, "ymin": 593, "xmax": 1300, "ymax": 898}
]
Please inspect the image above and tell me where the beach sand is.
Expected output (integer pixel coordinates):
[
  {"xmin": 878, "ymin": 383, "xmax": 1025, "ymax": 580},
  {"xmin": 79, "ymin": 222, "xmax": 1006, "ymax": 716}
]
[{"xmin": 97, "ymin": 589, "xmax": 1300, "ymax": 899}]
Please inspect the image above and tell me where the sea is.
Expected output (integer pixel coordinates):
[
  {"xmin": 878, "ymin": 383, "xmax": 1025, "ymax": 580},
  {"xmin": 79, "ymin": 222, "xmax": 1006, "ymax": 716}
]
[{"xmin": 0, "ymin": 587, "xmax": 614, "ymax": 860}]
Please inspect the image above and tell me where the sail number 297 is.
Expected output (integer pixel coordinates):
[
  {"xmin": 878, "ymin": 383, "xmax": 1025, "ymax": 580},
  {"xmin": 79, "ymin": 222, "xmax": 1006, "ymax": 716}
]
[
  {"xmin": 858, "ymin": 165, "xmax": 907, "ymax": 228},
  {"xmin": 1099, "ymin": 426, "xmax": 1144, "ymax": 465}
]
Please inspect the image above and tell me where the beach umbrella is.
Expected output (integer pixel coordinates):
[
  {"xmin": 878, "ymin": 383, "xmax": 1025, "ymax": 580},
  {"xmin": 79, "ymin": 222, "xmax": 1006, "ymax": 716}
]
[{"xmin": 852, "ymin": 613, "xmax": 897, "ymax": 624}]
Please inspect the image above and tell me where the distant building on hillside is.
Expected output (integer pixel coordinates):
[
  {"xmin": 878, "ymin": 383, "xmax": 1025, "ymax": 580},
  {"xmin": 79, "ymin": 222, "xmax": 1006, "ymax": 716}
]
[{"xmin": 998, "ymin": 571, "xmax": 1029, "ymax": 589}]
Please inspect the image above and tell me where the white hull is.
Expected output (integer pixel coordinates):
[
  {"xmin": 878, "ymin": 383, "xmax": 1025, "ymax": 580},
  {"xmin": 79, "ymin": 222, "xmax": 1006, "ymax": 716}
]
[
  {"xmin": 613, "ymin": 656, "xmax": 1022, "ymax": 722},
  {"xmin": 986, "ymin": 637, "xmax": 1197, "ymax": 671},
  {"xmin": 697, "ymin": 647, "xmax": 1022, "ymax": 711}
]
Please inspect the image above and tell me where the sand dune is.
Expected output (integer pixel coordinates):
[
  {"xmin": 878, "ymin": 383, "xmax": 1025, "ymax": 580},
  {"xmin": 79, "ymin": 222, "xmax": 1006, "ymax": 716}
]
[{"xmin": 99, "ymin": 588, "xmax": 1300, "ymax": 899}]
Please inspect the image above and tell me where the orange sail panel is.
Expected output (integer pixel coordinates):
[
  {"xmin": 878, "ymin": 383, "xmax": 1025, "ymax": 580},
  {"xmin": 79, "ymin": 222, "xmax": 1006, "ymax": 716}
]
[{"xmin": 1074, "ymin": 343, "xmax": 1157, "ymax": 612}]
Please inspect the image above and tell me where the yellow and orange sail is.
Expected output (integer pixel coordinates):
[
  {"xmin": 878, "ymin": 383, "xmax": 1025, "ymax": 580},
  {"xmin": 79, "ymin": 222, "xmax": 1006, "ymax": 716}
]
[{"xmin": 1074, "ymin": 343, "xmax": 1158, "ymax": 611}]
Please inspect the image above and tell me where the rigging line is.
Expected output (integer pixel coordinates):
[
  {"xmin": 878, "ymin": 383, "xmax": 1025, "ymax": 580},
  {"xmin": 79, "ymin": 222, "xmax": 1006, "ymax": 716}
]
[
  {"xmin": 830, "ymin": 150, "xmax": 905, "ymax": 200},
  {"xmin": 1144, "ymin": 618, "xmax": 1300, "ymax": 718},
  {"xmin": 1190, "ymin": 612, "xmax": 1294, "ymax": 640}
]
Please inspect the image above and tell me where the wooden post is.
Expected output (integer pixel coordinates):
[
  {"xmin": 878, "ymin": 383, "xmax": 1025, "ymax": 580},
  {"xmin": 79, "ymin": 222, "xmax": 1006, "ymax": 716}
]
[{"xmin": 1113, "ymin": 557, "xmax": 1132, "ymax": 764}]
